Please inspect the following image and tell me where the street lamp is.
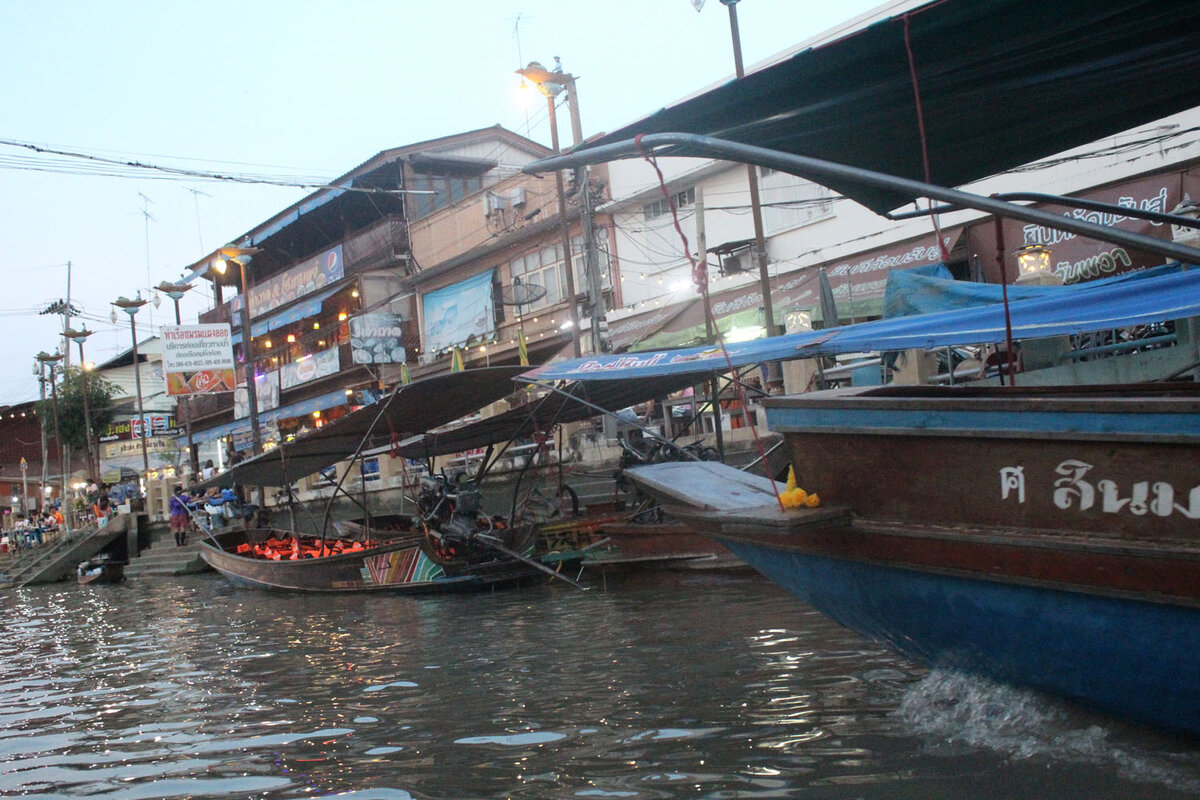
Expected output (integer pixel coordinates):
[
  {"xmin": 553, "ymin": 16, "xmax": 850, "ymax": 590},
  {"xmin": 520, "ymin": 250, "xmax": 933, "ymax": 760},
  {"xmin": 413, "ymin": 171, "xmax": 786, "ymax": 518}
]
[
  {"xmin": 155, "ymin": 279, "xmax": 199, "ymax": 477},
  {"xmin": 155, "ymin": 280, "xmax": 192, "ymax": 324},
  {"xmin": 35, "ymin": 350, "xmax": 70, "ymax": 533},
  {"xmin": 62, "ymin": 327, "xmax": 96, "ymax": 481},
  {"xmin": 111, "ymin": 294, "xmax": 152, "ymax": 483},
  {"xmin": 515, "ymin": 59, "xmax": 592, "ymax": 358},
  {"xmin": 213, "ymin": 246, "xmax": 263, "ymax": 457}
]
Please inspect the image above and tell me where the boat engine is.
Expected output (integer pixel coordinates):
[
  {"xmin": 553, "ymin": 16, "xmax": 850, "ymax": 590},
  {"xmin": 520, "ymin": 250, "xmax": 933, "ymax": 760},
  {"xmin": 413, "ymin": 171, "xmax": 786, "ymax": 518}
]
[{"xmin": 416, "ymin": 473, "xmax": 491, "ymax": 546}]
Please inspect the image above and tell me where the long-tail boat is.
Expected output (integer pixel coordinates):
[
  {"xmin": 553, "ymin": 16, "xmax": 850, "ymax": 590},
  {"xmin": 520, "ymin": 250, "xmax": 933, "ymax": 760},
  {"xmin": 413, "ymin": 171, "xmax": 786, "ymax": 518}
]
[
  {"xmin": 195, "ymin": 367, "xmax": 584, "ymax": 593},
  {"xmin": 514, "ymin": 0, "xmax": 1200, "ymax": 734}
]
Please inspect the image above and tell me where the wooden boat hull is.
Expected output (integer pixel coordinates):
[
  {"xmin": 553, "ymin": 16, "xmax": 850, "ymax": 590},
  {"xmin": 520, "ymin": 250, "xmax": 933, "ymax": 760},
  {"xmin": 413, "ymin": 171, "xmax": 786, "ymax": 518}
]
[
  {"xmin": 745, "ymin": 383, "xmax": 1200, "ymax": 734},
  {"xmin": 537, "ymin": 513, "xmax": 742, "ymax": 570},
  {"xmin": 198, "ymin": 526, "xmax": 547, "ymax": 594},
  {"xmin": 628, "ymin": 384, "xmax": 1200, "ymax": 735}
]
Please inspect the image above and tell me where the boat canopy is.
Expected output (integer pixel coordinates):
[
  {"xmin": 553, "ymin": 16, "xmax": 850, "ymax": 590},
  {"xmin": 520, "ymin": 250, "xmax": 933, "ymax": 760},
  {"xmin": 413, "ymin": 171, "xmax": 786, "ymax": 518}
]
[
  {"xmin": 392, "ymin": 372, "xmax": 702, "ymax": 460},
  {"xmin": 585, "ymin": 0, "xmax": 1200, "ymax": 214},
  {"xmin": 195, "ymin": 366, "xmax": 530, "ymax": 489},
  {"xmin": 521, "ymin": 264, "xmax": 1200, "ymax": 383}
]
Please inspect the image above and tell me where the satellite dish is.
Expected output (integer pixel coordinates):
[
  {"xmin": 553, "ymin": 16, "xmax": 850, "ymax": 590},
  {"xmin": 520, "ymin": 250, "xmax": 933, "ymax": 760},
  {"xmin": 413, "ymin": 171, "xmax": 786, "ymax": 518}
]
[{"xmin": 498, "ymin": 280, "xmax": 547, "ymax": 307}]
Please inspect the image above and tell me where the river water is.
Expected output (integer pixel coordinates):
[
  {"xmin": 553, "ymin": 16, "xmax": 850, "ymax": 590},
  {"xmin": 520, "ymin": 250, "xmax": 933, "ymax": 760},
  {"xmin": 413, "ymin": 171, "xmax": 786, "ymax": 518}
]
[{"xmin": 3, "ymin": 570, "xmax": 1200, "ymax": 799}]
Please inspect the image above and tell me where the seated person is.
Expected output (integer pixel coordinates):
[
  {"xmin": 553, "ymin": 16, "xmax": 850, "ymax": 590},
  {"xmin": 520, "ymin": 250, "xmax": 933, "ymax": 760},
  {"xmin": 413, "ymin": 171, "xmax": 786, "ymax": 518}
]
[{"xmin": 203, "ymin": 487, "xmax": 228, "ymax": 529}]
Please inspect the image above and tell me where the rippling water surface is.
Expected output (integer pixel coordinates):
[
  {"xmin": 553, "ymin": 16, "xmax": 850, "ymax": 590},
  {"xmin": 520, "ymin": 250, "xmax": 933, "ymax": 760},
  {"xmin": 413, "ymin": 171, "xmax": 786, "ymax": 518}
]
[{"xmin": 3, "ymin": 571, "xmax": 1200, "ymax": 799}]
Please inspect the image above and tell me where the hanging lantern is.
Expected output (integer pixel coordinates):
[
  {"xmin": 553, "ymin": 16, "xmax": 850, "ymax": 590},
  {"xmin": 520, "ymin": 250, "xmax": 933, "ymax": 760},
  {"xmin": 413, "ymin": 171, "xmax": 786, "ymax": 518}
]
[{"xmin": 1015, "ymin": 244, "xmax": 1052, "ymax": 279}]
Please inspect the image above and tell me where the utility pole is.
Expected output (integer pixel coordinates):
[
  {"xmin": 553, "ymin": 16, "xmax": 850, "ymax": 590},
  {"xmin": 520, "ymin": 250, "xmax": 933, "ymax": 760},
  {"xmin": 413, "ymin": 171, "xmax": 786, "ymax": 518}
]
[
  {"xmin": 36, "ymin": 358, "xmax": 48, "ymax": 514},
  {"xmin": 721, "ymin": 0, "xmax": 775, "ymax": 336}
]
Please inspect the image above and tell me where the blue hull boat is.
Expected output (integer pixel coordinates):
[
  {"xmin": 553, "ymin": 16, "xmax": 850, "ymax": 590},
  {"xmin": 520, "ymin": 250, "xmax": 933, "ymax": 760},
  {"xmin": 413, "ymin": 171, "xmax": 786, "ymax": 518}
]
[{"xmin": 624, "ymin": 383, "xmax": 1200, "ymax": 735}]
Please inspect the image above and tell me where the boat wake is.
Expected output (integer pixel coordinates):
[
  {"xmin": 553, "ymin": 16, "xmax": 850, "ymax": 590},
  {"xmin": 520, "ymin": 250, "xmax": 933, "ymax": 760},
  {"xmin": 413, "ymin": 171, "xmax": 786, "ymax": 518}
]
[{"xmin": 895, "ymin": 669, "xmax": 1200, "ymax": 792}]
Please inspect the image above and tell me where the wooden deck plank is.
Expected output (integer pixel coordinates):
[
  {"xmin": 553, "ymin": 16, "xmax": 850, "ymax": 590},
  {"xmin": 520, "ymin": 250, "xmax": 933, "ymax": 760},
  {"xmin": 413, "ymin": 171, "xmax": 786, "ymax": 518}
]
[{"xmin": 624, "ymin": 462, "xmax": 786, "ymax": 512}]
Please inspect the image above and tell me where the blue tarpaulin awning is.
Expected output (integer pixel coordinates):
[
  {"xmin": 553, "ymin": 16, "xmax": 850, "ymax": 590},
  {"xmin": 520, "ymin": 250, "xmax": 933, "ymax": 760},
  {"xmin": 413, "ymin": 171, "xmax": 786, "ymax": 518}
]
[{"xmin": 521, "ymin": 264, "xmax": 1200, "ymax": 383}]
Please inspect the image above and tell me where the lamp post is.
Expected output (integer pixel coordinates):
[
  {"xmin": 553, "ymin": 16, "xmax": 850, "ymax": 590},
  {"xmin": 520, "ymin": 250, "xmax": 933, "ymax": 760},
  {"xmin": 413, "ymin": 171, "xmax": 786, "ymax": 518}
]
[
  {"xmin": 516, "ymin": 60, "xmax": 586, "ymax": 358},
  {"xmin": 155, "ymin": 280, "xmax": 199, "ymax": 477},
  {"xmin": 112, "ymin": 294, "xmax": 152, "ymax": 482},
  {"xmin": 35, "ymin": 350, "xmax": 69, "ymax": 533},
  {"xmin": 212, "ymin": 247, "xmax": 262, "ymax": 457},
  {"xmin": 62, "ymin": 327, "xmax": 96, "ymax": 481}
]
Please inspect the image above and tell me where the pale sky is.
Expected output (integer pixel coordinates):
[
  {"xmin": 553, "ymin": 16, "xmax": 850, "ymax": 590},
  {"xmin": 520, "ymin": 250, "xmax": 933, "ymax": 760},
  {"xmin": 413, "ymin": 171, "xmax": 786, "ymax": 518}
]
[{"xmin": 0, "ymin": 0, "xmax": 883, "ymax": 404}]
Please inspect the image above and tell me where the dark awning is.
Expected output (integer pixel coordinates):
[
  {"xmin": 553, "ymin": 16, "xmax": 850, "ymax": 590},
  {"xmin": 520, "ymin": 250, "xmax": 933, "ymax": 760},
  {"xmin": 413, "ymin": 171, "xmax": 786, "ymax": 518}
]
[
  {"xmin": 196, "ymin": 366, "xmax": 530, "ymax": 488},
  {"xmin": 585, "ymin": 0, "xmax": 1200, "ymax": 214},
  {"xmin": 394, "ymin": 373, "xmax": 702, "ymax": 459}
]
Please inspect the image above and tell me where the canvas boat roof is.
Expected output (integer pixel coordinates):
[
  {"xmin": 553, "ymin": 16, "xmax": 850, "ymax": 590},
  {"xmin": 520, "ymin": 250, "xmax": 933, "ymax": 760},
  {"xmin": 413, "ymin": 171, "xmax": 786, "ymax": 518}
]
[
  {"xmin": 195, "ymin": 366, "xmax": 529, "ymax": 489},
  {"xmin": 585, "ymin": 0, "xmax": 1200, "ymax": 214}
]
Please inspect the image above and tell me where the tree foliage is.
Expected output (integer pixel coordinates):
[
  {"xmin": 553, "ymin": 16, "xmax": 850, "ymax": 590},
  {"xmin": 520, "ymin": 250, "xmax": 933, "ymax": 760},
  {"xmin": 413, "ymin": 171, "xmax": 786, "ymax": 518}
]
[{"xmin": 35, "ymin": 367, "xmax": 124, "ymax": 450}]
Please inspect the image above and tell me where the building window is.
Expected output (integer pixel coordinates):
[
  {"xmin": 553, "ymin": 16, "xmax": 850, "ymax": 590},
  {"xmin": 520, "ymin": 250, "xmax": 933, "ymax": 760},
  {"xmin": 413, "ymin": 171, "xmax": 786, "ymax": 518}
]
[
  {"xmin": 758, "ymin": 168, "xmax": 833, "ymax": 234},
  {"xmin": 409, "ymin": 170, "xmax": 486, "ymax": 219},
  {"xmin": 642, "ymin": 187, "xmax": 696, "ymax": 221}
]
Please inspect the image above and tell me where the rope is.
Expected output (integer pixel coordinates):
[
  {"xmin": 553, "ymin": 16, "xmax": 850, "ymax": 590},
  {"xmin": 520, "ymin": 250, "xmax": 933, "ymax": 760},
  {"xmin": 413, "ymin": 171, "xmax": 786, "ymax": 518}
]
[
  {"xmin": 633, "ymin": 135, "xmax": 784, "ymax": 512},
  {"xmin": 903, "ymin": 12, "xmax": 951, "ymax": 264}
]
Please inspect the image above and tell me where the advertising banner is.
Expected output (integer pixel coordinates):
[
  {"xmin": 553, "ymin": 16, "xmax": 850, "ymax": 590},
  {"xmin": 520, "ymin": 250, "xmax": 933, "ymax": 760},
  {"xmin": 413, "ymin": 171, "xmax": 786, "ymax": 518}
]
[
  {"xmin": 350, "ymin": 312, "xmax": 406, "ymax": 364},
  {"xmin": 422, "ymin": 270, "xmax": 495, "ymax": 353},
  {"xmin": 234, "ymin": 371, "xmax": 281, "ymax": 420},
  {"xmin": 247, "ymin": 245, "xmax": 344, "ymax": 318},
  {"xmin": 99, "ymin": 414, "xmax": 179, "ymax": 443},
  {"xmin": 280, "ymin": 347, "xmax": 340, "ymax": 390},
  {"xmin": 161, "ymin": 324, "xmax": 236, "ymax": 396},
  {"xmin": 103, "ymin": 437, "xmax": 180, "ymax": 460}
]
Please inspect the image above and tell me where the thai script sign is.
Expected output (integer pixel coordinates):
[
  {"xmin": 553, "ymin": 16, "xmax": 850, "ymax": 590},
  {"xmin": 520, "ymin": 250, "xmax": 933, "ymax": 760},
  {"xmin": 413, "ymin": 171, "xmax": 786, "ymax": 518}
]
[
  {"xmin": 247, "ymin": 245, "xmax": 344, "ymax": 319},
  {"xmin": 103, "ymin": 437, "xmax": 179, "ymax": 459},
  {"xmin": 1000, "ymin": 459, "xmax": 1200, "ymax": 519},
  {"xmin": 280, "ymin": 347, "xmax": 340, "ymax": 390},
  {"xmin": 99, "ymin": 415, "xmax": 179, "ymax": 442},
  {"xmin": 349, "ymin": 312, "xmax": 406, "ymax": 364},
  {"xmin": 977, "ymin": 173, "xmax": 1185, "ymax": 285},
  {"xmin": 161, "ymin": 324, "xmax": 236, "ymax": 396}
]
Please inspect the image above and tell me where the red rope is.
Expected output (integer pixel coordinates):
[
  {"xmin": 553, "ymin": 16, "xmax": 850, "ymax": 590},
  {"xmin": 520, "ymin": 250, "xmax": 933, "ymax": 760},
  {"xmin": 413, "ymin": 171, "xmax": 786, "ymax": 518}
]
[
  {"xmin": 633, "ymin": 135, "xmax": 785, "ymax": 511},
  {"xmin": 903, "ymin": 13, "xmax": 951, "ymax": 264},
  {"xmin": 993, "ymin": 212, "xmax": 1018, "ymax": 386}
]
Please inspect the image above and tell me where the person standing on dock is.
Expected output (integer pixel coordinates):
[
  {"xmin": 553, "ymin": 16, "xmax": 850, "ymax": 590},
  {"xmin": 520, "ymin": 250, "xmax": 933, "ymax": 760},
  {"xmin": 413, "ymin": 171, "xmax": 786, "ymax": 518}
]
[{"xmin": 169, "ymin": 487, "xmax": 190, "ymax": 546}]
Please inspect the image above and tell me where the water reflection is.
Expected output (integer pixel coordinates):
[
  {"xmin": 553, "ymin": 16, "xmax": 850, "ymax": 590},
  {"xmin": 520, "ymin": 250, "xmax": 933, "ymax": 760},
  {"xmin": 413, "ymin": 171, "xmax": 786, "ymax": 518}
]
[{"xmin": 1, "ymin": 572, "xmax": 1199, "ymax": 798}]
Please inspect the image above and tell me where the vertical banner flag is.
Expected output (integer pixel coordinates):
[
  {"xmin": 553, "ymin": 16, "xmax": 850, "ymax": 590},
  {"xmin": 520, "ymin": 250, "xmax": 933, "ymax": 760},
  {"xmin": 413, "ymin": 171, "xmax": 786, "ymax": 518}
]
[
  {"xmin": 450, "ymin": 347, "xmax": 465, "ymax": 373},
  {"xmin": 518, "ymin": 327, "xmax": 529, "ymax": 366},
  {"xmin": 399, "ymin": 363, "xmax": 412, "ymax": 385}
]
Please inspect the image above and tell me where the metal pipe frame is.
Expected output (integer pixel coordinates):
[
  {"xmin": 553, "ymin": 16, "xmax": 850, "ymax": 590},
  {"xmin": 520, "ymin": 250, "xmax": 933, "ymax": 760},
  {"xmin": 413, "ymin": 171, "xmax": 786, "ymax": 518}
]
[
  {"xmin": 887, "ymin": 191, "xmax": 1200, "ymax": 230},
  {"xmin": 524, "ymin": 134, "xmax": 1200, "ymax": 266}
]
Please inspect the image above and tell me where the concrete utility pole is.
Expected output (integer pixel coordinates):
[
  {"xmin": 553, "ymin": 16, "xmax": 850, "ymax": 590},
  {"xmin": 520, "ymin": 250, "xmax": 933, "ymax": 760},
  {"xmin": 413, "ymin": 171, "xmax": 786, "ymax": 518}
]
[
  {"xmin": 516, "ymin": 59, "xmax": 608, "ymax": 356},
  {"xmin": 722, "ymin": 0, "xmax": 775, "ymax": 336}
]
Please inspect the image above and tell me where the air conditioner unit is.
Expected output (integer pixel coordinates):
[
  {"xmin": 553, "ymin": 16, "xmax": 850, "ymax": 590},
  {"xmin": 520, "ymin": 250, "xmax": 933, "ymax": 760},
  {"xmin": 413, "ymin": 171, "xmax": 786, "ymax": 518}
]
[
  {"xmin": 418, "ymin": 353, "xmax": 436, "ymax": 366},
  {"xmin": 721, "ymin": 254, "xmax": 745, "ymax": 275}
]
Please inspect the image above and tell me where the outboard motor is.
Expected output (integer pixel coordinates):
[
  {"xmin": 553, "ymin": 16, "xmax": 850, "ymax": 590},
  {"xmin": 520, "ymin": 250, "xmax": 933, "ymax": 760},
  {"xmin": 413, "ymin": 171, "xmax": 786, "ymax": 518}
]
[{"xmin": 441, "ymin": 481, "xmax": 487, "ymax": 545}]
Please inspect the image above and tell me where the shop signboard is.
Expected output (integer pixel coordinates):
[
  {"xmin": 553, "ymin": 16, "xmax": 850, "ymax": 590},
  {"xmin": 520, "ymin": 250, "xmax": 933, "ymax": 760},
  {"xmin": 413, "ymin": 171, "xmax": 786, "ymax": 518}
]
[
  {"xmin": 280, "ymin": 347, "xmax": 340, "ymax": 390},
  {"xmin": 247, "ymin": 245, "xmax": 344, "ymax": 318},
  {"xmin": 349, "ymin": 312, "xmax": 406, "ymax": 364},
  {"xmin": 970, "ymin": 172, "xmax": 1188, "ymax": 284},
  {"xmin": 234, "ymin": 370, "xmax": 281, "ymax": 420},
  {"xmin": 99, "ymin": 414, "xmax": 179, "ymax": 443},
  {"xmin": 161, "ymin": 324, "xmax": 236, "ymax": 396},
  {"xmin": 103, "ymin": 437, "xmax": 179, "ymax": 459}
]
